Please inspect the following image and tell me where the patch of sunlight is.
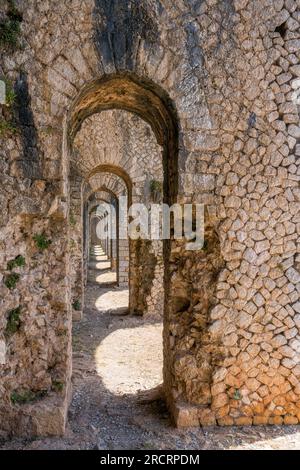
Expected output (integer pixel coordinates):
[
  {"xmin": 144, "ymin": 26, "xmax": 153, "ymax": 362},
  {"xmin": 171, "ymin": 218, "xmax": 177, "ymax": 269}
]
[
  {"xmin": 94, "ymin": 271, "xmax": 117, "ymax": 284},
  {"xmin": 232, "ymin": 431, "xmax": 300, "ymax": 450},
  {"xmin": 94, "ymin": 288, "xmax": 129, "ymax": 312},
  {"xmin": 95, "ymin": 261, "xmax": 111, "ymax": 270},
  {"xmin": 94, "ymin": 323, "xmax": 163, "ymax": 394},
  {"xmin": 92, "ymin": 255, "xmax": 108, "ymax": 262}
]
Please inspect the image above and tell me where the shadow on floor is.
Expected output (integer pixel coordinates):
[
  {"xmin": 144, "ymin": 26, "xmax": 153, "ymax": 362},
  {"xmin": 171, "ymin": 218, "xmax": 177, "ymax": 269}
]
[
  {"xmin": 69, "ymin": 282, "xmax": 167, "ymax": 450},
  {"xmin": 88, "ymin": 247, "xmax": 117, "ymax": 287},
  {"xmin": 2, "ymin": 283, "xmax": 300, "ymax": 450}
]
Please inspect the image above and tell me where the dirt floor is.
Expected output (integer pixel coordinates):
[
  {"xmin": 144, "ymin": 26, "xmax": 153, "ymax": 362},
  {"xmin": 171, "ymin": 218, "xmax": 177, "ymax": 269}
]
[{"xmin": 1, "ymin": 259, "xmax": 300, "ymax": 450}]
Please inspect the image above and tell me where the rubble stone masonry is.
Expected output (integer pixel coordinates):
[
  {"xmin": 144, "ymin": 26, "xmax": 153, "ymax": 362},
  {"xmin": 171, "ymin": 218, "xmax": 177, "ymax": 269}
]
[{"xmin": 0, "ymin": 0, "xmax": 300, "ymax": 435}]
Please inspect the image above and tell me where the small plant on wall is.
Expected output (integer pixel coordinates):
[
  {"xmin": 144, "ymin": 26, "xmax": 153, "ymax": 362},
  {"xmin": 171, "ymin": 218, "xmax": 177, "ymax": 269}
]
[
  {"xmin": 10, "ymin": 389, "xmax": 47, "ymax": 405},
  {"xmin": 0, "ymin": 77, "xmax": 16, "ymax": 107},
  {"xmin": 52, "ymin": 380, "xmax": 64, "ymax": 393},
  {"xmin": 72, "ymin": 299, "xmax": 81, "ymax": 311},
  {"xmin": 0, "ymin": 118, "xmax": 17, "ymax": 136},
  {"xmin": 0, "ymin": 0, "xmax": 23, "ymax": 49},
  {"xmin": 149, "ymin": 179, "xmax": 162, "ymax": 203},
  {"xmin": 4, "ymin": 272, "xmax": 20, "ymax": 290},
  {"xmin": 4, "ymin": 253, "xmax": 25, "ymax": 290},
  {"xmin": 5, "ymin": 306, "xmax": 21, "ymax": 336},
  {"xmin": 33, "ymin": 233, "xmax": 52, "ymax": 251},
  {"xmin": 233, "ymin": 389, "xmax": 242, "ymax": 401},
  {"xmin": 7, "ymin": 254, "xmax": 25, "ymax": 271},
  {"xmin": 69, "ymin": 213, "xmax": 76, "ymax": 227}
]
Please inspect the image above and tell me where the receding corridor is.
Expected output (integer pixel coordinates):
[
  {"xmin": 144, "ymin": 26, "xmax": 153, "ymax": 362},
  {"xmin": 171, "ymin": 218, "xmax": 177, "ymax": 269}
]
[{"xmin": 88, "ymin": 245, "xmax": 117, "ymax": 286}]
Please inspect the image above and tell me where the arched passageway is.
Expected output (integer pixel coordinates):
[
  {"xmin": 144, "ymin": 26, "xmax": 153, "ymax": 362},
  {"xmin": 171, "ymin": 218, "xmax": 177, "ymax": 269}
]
[
  {"xmin": 88, "ymin": 198, "xmax": 118, "ymax": 287},
  {"xmin": 83, "ymin": 170, "xmax": 129, "ymax": 290},
  {"xmin": 66, "ymin": 73, "xmax": 178, "ymax": 424},
  {"xmin": 1, "ymin": 0, "xmax": 300, "ymax": 442}
]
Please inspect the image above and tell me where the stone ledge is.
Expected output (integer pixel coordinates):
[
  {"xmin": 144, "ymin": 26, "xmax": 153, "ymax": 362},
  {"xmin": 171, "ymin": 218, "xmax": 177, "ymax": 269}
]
[
  {"xmin": 171, "ymin": 402, "xmax": 216, "ymax": 427},
  {"xmin": 0, "ymin": 388, "xmax": 72, "ymax": 438}
]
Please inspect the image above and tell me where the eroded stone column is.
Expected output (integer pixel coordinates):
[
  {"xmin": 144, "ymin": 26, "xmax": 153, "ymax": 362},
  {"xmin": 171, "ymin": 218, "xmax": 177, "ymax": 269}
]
[
  {"xmin": 69, "ymin": 175, "xmax": 84, "ymax": 321},
  {"xmin": 118, "ymin": 238, "xmax": 129, "ymax": 287}
]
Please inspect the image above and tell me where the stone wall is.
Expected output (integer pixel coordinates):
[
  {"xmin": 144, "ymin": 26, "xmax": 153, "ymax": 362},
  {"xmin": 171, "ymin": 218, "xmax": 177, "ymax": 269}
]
[
  {"xmin": 0, "ymin": 0, "xmax": 299, "ymax": 435},
  {"xmin": 69, "ymin": 171, "xmax": 84, "ymax": 320}
]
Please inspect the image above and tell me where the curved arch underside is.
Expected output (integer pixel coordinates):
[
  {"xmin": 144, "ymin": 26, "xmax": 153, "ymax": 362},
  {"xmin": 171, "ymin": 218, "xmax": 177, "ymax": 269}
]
[
  {"xmin": 68, "ymin": 73, "xmax": 179, "ymax": 203},
  {"xmin": 85, "ymin": 164, "xmax": 132, "ymax": 202},
  {"xmin": 88, "ymin": 188, "xmax": 118, "ymax": 204}
]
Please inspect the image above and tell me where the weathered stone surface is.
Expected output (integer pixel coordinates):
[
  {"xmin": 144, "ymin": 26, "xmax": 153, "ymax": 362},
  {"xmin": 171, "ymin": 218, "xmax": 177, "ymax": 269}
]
[
  {"xmin": 173, "ymin": 405, "xmax": 200, "ymax": 427},
  {"xmin": 0, "ymin": 0, "xmax": 299, "ymax": 436}
]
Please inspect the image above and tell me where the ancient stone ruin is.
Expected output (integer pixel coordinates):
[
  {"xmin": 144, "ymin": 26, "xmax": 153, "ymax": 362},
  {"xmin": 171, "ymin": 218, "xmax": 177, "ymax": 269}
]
[{"xmin": 0, "ymin": 0, "xmax": 300, "ymax": 437}]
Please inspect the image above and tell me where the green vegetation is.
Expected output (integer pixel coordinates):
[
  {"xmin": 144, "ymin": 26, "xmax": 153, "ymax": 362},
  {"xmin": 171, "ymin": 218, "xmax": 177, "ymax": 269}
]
[
  {"xmin": 33, "ymin": 233, "xmax": 52, "ymax": 251},
  {"xmin": 149, "ymin": 180, "xmax": 163, "ymax": 203},
  {"xmin": 0, "ymin": 77, "xmax": 16, "ymax": 107},
  {"xmin": 5, "ymin": 306, "xmax": 21, "ymax": 335},
  {"xmin": 52, "ymin": 380, "xmax": 64, "ymax": 393},
  {"xmin": 149, "ymin": 179, "xmax": 163, "ymax": 193},
  {"xmin": 7, "ymin": 254, "xmax": 25, "ymax": 271},
  {"xmin": 69, "ymin": 213, "xmax": 77, "ymax": 227},
  {"xmin": 0, "ymin": 1, "xmax": 23, "ymax": 49},
  {"xmin": 141, "ymin": 442, "xmax": 154, "ymax": 450},
  {"xmin": 11, "ymin": 389, "xmax": 47, "ymax": 405},
  {"xmin": 233, "ymin": 389, "xmax": 242, "ymax": 400},
  {"xmin": 0, "ymin": 118, "xmax": 17, "ymax": 137},
  {"xmin": 3, "ymin": 78, "xmax": 16, "ymax": 107},
  {"xmin": 4, "ymin": 272, "xmax": 20, "ymax": 289},
  {"xmin": 72, "ymin": 299, "xmax": 81, "ymax": 311}
]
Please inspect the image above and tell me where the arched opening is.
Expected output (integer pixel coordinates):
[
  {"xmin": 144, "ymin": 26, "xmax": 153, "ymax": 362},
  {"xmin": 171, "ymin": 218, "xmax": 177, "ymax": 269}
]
[
  {"xmin": 67, "ymin": 73, "xmax": 179, "ymax": 419},
  {"xmin": 67, "ymin": 73, "xmax": 178, "ymax": 203},
  {"xmin": 87, "ymin": 195, "xmax": 118, "ymax": 288},
  {"xmin": 83, "ymin": 168, "xmax": 130, "ymax": 291}
]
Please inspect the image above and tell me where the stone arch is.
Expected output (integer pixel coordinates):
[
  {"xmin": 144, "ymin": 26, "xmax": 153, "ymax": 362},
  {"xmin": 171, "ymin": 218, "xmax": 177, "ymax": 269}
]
[
  {"xmin": 70, "ymin": 167, "xmax": 130, "ymax": 319},
  {"xmin": 66, "ymin": 71, "xmax": 180, "ymax": 415},
  {"xmin": 86, "ymin": 186, "xmax": 121, "ymax": 288},
  {"xmin": 66, "ymin": 73, "xmax": 179, "ymax": 204},
  {"xmin": 81, "ymin": 161, "xmax": 163, "ymax": 314},
  {"xmin": 85, "ymin": 164, "xmax": 133, "ymax": 204},
  {"xmin": 66, "ymin": 73, "xmax": 179, "ymax": 316},
  {"xmin": 84, "ymin": 169, "xmax": 130, "ymax": 289},
  {"xmin": 1, "ymin": 0, "xmax": 300, "ymax": 439},
  {"xmin": 86, "ymin": 188, "xmax": 119, "ymax": 274},
  {"xmin": 85, "ymin": 186, "xmax": 121, "ymax": 204},
  {"xmin": 88, "ymin": 198, "xmax": 115, "ymax": 278}
]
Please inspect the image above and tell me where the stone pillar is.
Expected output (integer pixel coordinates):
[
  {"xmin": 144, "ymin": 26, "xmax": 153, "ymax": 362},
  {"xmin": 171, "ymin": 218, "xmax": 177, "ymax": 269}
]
[
  {"xmin": 111, "ymin": 238, "xmax": 117, "ymax": 270},
  {"xmin": 118, "ymin": 238, "xmax": 129, "ymax": 287},
  {"xmin": 83, "ymin": 202, "xmax": 89, "ymax": 287},
  {"xmin": 70, "ymin": 176, "xmax": 84, "ymax": 322},
  {"xmin": 129, "ymin": 239, "xmax": 164, "ymax": 317},
  {"xmin": 90, "ymin": 215, "xmax": 100, "ymax": 247}
]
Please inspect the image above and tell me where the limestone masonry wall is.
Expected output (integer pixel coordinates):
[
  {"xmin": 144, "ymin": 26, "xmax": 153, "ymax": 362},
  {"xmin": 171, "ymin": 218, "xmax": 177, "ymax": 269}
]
[{"xmin": 0, "ymin": 0, "xmax": 300, "ymax": 435}]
